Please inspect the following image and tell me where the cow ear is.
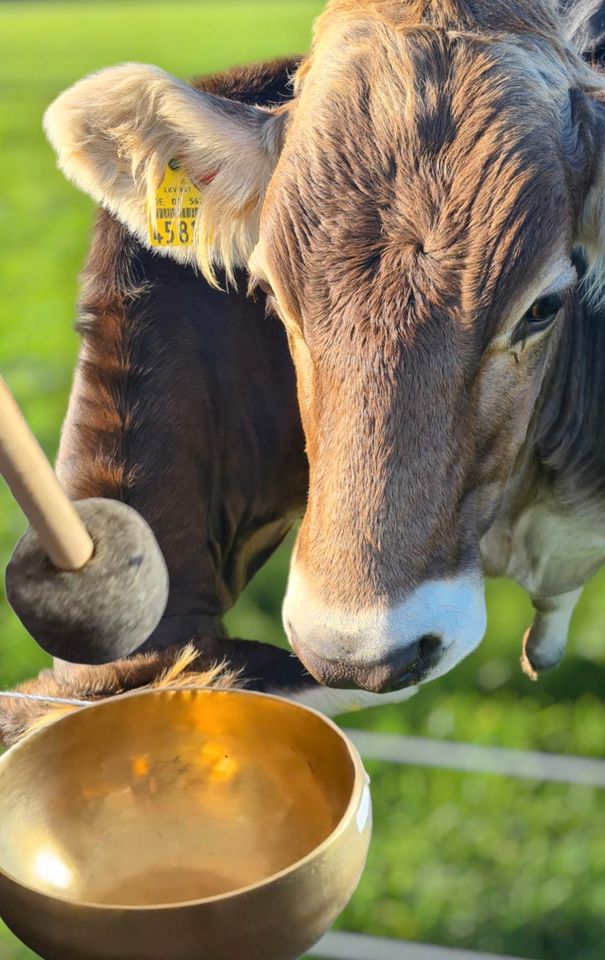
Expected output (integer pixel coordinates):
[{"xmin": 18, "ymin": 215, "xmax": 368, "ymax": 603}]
[
  {"xmin": 564, "ymin": 0, "xmax": 605, "ymax": 61},
  {"xmin": 44, "ymin": 63, "xmax": 289, "ymax": 285},
  {"xmin": 577, "ymin": 95, "xmax": 605, "ymax": 296}
]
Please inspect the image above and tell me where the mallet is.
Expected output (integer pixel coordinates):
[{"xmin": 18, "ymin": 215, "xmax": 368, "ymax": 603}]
[{"xmin": 0, "ymin": 376, "xmax": 169, "ymax": 665}]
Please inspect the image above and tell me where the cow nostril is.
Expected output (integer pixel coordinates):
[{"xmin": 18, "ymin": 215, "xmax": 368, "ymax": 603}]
[{"xmin": 418, "ymin": 633, "xmax": 443, "ymax": 664}]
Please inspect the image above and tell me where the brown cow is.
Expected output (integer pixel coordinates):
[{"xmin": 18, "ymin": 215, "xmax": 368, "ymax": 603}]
[{"xmin": 2, "ymin": 0, "xmax": 605, "ymax": 742}]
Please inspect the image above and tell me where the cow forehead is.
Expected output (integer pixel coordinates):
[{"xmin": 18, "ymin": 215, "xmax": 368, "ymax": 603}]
[
  {"xmin": 316, "ymin": 0, "xmax": 561, "ymax": 38},
  {"xmin": 263, "ymin": 26, "xmax": 577, "ymax": 340},
  {"xmin": 290, "ymin": 4, "xmax": 573, "ymax": 147}
]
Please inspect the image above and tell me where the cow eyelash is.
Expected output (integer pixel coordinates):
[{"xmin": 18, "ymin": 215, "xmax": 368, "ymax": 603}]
[
  {"xmin": 257, "ymin": 278, "xmax": 274, "ymax": 297},
  {"xmin": 260, "ymin": 286, "xmax": 280, "ymax": 320},
  {"xmin": 250, "ymin": 275, "xmax": 278, "ymax": 315}
]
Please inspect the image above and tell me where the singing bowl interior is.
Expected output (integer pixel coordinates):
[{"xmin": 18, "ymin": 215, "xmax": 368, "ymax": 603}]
[{"xmin": 0, "ymin": 689, "xmax": 362, "ymax": 909}]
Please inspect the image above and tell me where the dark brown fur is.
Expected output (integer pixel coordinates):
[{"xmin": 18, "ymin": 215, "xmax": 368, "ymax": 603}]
[
  {"xmin": 0, "ymin": 60, "xmax": 313, "ymax": 745},
  {"xmin": 59, "ymin": 62, "xmax": 308, "ymax": 643},
  {"xmin": 0, "ymin": 635, "xmax": 314, "ymax": 746}
]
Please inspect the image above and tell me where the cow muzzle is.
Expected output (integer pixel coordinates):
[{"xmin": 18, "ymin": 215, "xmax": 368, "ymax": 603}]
[{"xmin": 283, "ymin": 569, "xmax": 487, "ymax": 693}]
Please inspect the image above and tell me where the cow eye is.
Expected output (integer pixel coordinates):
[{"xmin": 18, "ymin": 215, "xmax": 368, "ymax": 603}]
[
  {"xmin": 524, "ymin": 293, "xmax": 564, "ymax": 328},
  {"xmin": 511, "ymin": 291, "xmax": 565, "ymax": 347}
]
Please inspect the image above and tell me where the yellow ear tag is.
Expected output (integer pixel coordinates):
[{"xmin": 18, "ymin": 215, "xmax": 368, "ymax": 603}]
[{"xmin": 148, "ymin": 159, "xmax": 203, "ymax": 248}]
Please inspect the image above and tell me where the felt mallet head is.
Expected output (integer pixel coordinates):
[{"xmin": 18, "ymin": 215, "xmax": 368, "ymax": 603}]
[
  {"xmin": 6, "ymin": 498, "xmax": 169, "ymax": 665},
  {"xmin": 0, "ymin": 376, "xmax": 168, "ymax": 664}
]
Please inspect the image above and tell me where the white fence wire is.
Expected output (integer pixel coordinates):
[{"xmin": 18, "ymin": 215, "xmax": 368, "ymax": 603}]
[
  {"xmin": 346, "ymin": 730, "xmax": 605, "ymax": 788},
  {"xmin": 309, "ymin": 932, "xmax": 538, "ymax": 960}
]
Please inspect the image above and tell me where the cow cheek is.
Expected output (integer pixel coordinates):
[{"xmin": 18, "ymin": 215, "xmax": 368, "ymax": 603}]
[
  {"xmin": 474, "ymin": 356, "xmax": 540, "ymax": 487},
  {"xmin": 289, "ymin": 332, "xmax": 317, "ymax": 451}
]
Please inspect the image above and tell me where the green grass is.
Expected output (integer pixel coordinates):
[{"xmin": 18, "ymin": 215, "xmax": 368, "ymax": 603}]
[{"xmin": 1, "ymin": 3, "xmax": 604, "ymax": 959}]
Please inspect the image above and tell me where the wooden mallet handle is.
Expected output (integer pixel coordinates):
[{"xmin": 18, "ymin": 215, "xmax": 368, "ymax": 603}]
[{"xmin": 0, "ymin": 376, "xmax": 94, "ymax": 572}]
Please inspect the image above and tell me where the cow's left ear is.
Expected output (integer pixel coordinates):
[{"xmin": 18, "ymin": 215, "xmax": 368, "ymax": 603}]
[
  {"xmin": 44, "ymin": 63, "xmax": 290, "ymax": 285},
  {"xmin": 576, "ymin": 93, "xmax": 605, "ymax": 290}
]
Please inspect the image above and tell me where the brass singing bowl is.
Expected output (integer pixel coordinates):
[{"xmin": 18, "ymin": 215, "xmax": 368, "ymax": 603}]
[{"xmin": 0, "ymin": 687, "xmax": 371, "ymax": 960}]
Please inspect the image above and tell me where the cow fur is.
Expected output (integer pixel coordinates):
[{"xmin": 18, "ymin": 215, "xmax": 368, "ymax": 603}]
[{"xmin": 4, "ymin": 2, "xmax": 605, "ymax": 741}]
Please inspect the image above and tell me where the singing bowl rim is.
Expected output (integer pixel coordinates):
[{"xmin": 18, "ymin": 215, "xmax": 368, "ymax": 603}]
[{"xmin": 0, "ymin": 686, "xmax": 370, "ymax": 912}]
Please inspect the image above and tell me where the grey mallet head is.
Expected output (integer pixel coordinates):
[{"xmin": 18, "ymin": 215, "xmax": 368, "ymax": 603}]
[{"xmin": 6, "ymin": 498, "xmax": 169, "ymax": 665}]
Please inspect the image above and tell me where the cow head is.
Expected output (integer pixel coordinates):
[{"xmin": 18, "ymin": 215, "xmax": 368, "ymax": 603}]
[{"xmin": 45, "ymin": 0, "xmax": 605, "ymax": 694}]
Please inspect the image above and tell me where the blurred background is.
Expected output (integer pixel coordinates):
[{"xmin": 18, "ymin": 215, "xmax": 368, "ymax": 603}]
[{"xmin": 0, "ymin": 2, "xmax": 604, "ymax": 958}]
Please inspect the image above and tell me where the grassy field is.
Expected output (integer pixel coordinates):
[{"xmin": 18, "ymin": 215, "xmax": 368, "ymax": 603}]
[{"xmin": 1, "ymin": 3, "xmax": 605, "ymax": 959}]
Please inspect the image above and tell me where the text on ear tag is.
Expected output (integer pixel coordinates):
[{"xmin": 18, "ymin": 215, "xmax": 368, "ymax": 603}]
[{"xmin": 148, "ymin": 160, "xmax": 203, "ymax": 248}]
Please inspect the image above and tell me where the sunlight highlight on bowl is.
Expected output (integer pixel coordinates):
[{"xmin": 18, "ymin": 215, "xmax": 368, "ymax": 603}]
[{"xmin": 0, "ymin": 688, "xmax": 371, "ymax": 960}]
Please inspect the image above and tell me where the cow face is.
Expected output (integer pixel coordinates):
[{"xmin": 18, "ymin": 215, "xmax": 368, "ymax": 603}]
[{"xmin": 45, "ymin": 0, "xmax": 605, "ymax": 694}]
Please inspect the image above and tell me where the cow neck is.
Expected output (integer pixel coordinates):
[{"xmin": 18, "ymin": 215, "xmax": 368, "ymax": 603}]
[{"xmin": 55, "ymin": 210, "xmax": 307, "ymax": 653}]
